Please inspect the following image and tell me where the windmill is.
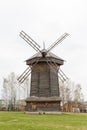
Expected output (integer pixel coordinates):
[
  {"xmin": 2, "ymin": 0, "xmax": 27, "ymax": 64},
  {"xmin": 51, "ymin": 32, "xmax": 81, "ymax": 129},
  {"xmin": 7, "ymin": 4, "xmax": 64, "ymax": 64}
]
[{"xmin": 18, "ymin": 30, "xmax": 69, "ymax": 112}]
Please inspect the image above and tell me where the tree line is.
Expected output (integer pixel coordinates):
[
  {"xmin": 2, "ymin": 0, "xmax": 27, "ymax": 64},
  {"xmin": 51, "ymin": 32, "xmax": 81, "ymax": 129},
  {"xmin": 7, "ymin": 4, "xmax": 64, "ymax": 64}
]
[{"xmin": 0, "ymin": 72, "xmax": 84, "ymax": 111}]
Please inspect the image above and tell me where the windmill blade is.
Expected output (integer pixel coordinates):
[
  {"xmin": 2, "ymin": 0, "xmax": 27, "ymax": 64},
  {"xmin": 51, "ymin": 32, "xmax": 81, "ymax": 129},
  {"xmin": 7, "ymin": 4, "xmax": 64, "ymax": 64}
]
[
  {"xmin": 59, "ymin": 69, "xmax": 68, "ymax": 80},
  {"xmin": 45, "ymin": 58, "xmax": 63, "ymax": 82},
  {"xmin": 58, "ymin": 74, "xmax": 64, "ymax": 82},
  {"xmin": 46, "ymin": 57, "xmax": 69, "ymax": 83},
  {"xmin": 58, "ymin": 70, "xmax": 67, "ymax": 82},
  {"xmin": 20, "ymin": 30, "xmax": 41, "ymax": 52},
  {"xmin": 19, "ymin": 71, "xmax": 31, "ymax": 84},
  {"xmin": 47, "ymin": 32, "xmax": 69, "ymax": 52},
  {"xmin": 52, "ymin": 60, "xmax": 68, "ymax": 82},
  {"xmin": 17, "ymin": 67, "xmax": 31, "ymax": 84},
  {"xmin": 45, "ymin": 57, "xmax": 59, "ymax": 75},
  {"xmin": 18, "ymin": 57, "xmax": 42, "ymax": 84}
]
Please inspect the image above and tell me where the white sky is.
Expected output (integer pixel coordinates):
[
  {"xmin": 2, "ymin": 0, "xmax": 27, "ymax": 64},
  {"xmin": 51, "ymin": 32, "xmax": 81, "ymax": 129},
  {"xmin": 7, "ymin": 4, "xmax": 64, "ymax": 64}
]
[{"xmin": 0, "ymin": 0, "xmax": 87, "ymax": 100}]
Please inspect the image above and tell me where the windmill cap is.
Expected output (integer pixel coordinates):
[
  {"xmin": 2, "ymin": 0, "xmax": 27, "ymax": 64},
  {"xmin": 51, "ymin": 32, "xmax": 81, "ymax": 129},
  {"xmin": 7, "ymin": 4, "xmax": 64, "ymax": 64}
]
[{"xmin": 26, "ymin": 49, "xmax": 64, "ymax": 65}]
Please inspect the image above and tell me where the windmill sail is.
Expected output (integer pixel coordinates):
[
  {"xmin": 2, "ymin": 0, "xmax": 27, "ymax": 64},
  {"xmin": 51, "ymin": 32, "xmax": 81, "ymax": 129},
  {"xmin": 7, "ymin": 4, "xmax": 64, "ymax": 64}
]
[
  {"xmin": 20, "ymin": 30, "xmax": 41, "ymax": 52},
  {"xmin": 46, "ymin": 57, "xmax": 68, "ymax": 83},
  {"xmin": 17, "ymin": 67, "xmax": 31, "ymax": 83},
  {"xmin": 47, "ymin": 32, "xmax": 69, "ymax": 52}
]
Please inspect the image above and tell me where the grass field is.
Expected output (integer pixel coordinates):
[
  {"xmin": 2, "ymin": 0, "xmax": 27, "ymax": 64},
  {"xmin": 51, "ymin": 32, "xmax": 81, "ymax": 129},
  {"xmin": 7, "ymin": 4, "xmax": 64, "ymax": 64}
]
[{"xmin": 0, "ymin": 112, "xmax": 87, "ymax": 130}]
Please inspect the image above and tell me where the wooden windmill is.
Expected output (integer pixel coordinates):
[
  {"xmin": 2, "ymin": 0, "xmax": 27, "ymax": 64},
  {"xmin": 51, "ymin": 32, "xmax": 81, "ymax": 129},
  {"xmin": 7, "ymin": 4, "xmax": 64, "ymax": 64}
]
[{"xmin": 18, "ymin": 31, "xmax": 69, "ymax": 112}]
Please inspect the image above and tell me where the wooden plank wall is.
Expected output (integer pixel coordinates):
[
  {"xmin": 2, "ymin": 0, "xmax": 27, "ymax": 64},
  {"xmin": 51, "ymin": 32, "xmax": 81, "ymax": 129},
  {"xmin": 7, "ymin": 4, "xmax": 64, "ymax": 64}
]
[{"xmin": 30, "ymin": 62, "xmax": 60, "ymax": 97}]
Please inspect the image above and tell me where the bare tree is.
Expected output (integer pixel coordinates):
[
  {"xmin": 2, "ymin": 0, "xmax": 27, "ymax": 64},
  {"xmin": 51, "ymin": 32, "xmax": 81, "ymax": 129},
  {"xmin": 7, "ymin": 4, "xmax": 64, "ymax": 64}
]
[
  {"xmin": 59, "ymin": 80, "xmax": 72, "ymax": 104},
  {"xmin": 59, "ymin": 81, "xmax": 66, "ymax": 105},
  {"xmin": 2, "ymin": 72, "xmax": 30, "ymax": 110},
  {"xmin": 2, "ymin": 78, "xmax": 9, "ymax": 109},
  {"xmin": 59, "ymin": 80, "xmax": 84, "ymax": 112},
  {"xmin": 2, "ymin": 73, "xmax": 17, "ymax": 110},
  {"xmin": 73, "ymin": 84, "xmax": 84, "ymax": 107}
]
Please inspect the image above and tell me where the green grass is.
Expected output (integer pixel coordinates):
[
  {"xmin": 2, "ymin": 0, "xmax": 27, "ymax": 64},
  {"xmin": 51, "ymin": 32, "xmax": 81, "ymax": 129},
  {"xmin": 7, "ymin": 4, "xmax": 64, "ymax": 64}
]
[{"xmin": 0, "ymin": 112, "xmax": 87, "ymax": 130}]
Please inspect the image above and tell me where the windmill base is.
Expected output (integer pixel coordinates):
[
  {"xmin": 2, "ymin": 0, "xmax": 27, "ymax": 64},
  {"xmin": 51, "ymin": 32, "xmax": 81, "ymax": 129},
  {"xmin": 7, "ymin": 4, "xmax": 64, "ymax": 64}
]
[{"xmin": 25, "ymin": 96, "xmax": 61, "ymax": 112}]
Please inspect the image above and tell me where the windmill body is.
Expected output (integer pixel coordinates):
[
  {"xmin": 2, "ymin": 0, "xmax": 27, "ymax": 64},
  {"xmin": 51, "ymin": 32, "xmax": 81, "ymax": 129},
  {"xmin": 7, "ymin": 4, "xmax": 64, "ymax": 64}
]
[
  {"xmin": 18, "ymin": 31, "xmax": 69, "ymax": 112},
  {"xmin": 26, "ymin": 49, "xmax": 64, "ymax": 97}
]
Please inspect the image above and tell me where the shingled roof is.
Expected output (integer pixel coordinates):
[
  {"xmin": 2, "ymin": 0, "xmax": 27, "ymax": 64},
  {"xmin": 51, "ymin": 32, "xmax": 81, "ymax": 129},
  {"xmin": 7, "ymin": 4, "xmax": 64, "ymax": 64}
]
[
  {"xmin": 26, "ymin": 49, "xmax": 64, "ymax": 65},
  {"xmin": 26, "ymin": 49, "xmax": 64, "ymax": 61}
]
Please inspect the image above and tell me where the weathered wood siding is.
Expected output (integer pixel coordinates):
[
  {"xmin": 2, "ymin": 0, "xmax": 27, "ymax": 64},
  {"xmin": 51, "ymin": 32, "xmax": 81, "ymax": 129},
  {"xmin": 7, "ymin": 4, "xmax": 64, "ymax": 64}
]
[
  {"xmin": 25, "ymin": 101, "xmax": 60, "ymax": 111},
  {"xmin": 30, "ymin": 62, "xmax": 59, "ymax": 97}
]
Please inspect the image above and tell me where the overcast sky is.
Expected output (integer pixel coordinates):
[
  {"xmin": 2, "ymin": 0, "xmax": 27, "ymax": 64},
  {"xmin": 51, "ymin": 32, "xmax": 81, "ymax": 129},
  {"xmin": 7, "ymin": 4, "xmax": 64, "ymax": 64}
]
[{"xmin": 0, "ymin": 0, "xmax": 87, "ymax": 100}]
